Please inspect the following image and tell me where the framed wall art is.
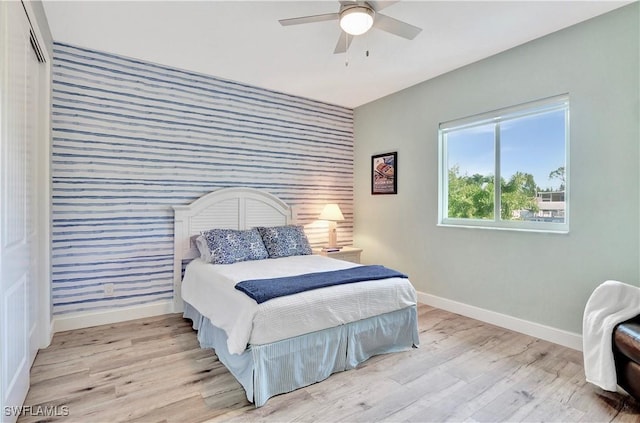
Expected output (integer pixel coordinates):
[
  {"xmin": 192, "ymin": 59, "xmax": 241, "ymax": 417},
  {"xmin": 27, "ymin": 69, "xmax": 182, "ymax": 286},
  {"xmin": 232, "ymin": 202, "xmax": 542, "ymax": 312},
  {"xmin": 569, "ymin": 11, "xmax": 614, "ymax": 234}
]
[{"xmin": 371, "ymin": 152, "xmax": 397, "ymax": 195}]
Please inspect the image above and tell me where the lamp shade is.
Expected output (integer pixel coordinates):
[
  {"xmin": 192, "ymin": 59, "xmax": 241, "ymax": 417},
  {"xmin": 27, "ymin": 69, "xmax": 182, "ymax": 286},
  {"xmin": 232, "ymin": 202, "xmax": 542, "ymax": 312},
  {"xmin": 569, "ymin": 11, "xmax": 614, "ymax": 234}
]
[
  {"xmin": 339, "ymin": 6, "xmax": 374, "ymax": 36},
  {"xmin": 319, "ymin": 203, "xmax": 345, "ymax": 221}
]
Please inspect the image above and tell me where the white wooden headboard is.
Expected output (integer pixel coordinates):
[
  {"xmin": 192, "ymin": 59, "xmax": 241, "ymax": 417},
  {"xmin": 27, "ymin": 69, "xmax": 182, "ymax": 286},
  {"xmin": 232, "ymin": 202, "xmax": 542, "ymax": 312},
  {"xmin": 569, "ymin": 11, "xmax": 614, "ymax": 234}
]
[{"xmin": 172, "ymin": 187, "xmax": 294, "ymax": 312}]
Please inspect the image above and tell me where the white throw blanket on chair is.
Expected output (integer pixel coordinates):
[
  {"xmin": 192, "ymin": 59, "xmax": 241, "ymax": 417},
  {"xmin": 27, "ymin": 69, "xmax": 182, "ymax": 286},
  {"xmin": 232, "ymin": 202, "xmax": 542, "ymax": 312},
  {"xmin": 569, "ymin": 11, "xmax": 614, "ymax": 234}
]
[{"xmin": 583, "ymin": 280, "xmax": 640, "ymax": 391}]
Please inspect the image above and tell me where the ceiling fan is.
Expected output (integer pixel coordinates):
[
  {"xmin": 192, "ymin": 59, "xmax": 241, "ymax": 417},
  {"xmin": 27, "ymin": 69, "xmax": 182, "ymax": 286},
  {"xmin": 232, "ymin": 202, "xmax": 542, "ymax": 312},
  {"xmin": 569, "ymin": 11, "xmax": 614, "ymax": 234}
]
[{"xmin": 279, "ymin": 1, "xmax": 422, "ymax": 54}]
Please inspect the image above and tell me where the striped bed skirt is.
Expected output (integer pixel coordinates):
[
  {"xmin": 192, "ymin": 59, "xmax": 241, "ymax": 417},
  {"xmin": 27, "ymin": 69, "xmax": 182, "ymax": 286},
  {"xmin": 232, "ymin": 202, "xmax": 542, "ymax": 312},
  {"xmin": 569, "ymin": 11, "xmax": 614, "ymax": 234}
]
[{"xmin": 183, "ymin": 302, "xmax": 419, "ymax": 407}]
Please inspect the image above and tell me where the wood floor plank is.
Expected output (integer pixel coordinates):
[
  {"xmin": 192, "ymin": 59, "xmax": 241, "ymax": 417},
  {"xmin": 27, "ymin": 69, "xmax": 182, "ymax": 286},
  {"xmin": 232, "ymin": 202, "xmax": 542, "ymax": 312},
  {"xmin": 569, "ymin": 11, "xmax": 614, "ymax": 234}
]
[{"xmin": 18, "ymin": 305, "xmax": 640, "ymax": 422}]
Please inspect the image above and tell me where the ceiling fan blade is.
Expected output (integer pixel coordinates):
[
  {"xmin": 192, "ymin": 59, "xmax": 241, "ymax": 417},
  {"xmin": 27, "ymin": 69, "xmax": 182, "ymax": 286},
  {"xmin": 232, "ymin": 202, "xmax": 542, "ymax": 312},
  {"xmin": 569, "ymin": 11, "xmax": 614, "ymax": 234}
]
[
  {"xmin": 279, "ymin": 13, "xmax": 340, "ymax": 26},
  {"xmin": 367, "ymin": 1, "xmax": 400, "ymax": 12},
  {"xmin": 373, "ymin": 13, "xmax": 422, "ymax": 39},
  {"xmin": 333, "ymin": 31, "xmax": 353, "ymax": 54}
]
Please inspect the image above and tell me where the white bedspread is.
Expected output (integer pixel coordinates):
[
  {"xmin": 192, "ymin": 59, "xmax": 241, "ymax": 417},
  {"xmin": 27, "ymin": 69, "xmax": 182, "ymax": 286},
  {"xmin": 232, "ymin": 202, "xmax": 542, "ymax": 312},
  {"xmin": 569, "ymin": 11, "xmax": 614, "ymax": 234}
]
[
  {"xmin": 582, "ymin": 280, "xmax": 640, "ymax": 391},
  {"xmin": 181, "ymin": 255, "xmax": 417, "ymax": 355}
]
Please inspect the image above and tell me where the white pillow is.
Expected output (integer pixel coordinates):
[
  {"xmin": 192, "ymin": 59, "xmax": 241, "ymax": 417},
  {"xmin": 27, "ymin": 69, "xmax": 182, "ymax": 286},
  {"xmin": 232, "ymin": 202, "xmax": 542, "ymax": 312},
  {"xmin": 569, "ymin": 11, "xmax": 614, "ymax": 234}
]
[{"xmin": 195, "ymin": 235, "xmax": 212, "ymax": 262}]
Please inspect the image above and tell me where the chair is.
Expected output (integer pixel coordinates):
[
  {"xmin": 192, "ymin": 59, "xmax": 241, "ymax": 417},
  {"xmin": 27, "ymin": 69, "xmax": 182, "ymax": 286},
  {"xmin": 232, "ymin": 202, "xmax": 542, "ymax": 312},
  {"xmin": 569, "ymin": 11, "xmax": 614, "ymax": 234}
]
[{"xmin": 613, "ymin": 314, "xmax": 640, "ymax": 400}]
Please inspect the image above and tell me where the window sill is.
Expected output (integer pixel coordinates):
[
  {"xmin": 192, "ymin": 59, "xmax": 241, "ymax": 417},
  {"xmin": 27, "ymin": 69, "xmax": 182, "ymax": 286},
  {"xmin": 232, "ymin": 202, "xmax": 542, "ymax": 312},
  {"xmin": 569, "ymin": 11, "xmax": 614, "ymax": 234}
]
[{"xmin": 437, "ymin": 222, "xmax": 569, "ymax": 235}]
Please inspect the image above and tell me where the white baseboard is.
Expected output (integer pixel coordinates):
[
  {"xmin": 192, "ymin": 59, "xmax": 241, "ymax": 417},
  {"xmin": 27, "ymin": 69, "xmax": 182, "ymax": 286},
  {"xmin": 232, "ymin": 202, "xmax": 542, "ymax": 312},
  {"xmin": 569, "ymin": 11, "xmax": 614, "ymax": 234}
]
[
  {"xmin": 43, "ymin": 319, "xmax": 54, "ymax": 348},
  {"xmin": 53, "ymin": 300, "xmax": 175, "ymax": 333},
  {"xmin": 417, "ymin": 291, "xmax": 583, "ymax": 351}
]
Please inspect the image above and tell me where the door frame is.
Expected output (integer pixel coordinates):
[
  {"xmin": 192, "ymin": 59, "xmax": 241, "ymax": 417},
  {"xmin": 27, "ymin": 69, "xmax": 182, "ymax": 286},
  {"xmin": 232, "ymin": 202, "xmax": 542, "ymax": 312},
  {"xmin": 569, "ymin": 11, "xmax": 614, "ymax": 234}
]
[{"xmin": 0, "ymin": 1, "xmax": 51, "ymax": 421}]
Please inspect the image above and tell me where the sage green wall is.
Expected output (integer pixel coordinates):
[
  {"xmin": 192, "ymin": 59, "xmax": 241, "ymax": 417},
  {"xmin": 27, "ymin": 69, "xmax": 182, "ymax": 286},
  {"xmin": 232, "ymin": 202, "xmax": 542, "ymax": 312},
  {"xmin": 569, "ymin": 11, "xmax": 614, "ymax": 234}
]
[{"xmin": 353, "ymin": 4, "xmax": 639, "ymax": 335}]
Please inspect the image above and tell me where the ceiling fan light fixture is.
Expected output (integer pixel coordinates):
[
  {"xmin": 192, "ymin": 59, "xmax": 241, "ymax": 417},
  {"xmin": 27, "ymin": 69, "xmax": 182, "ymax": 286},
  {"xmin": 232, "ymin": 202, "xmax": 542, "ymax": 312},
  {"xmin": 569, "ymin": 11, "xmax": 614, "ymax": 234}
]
[{"xmin": 339, "ymin": 6, "xmax": 374, "ymax": 36}]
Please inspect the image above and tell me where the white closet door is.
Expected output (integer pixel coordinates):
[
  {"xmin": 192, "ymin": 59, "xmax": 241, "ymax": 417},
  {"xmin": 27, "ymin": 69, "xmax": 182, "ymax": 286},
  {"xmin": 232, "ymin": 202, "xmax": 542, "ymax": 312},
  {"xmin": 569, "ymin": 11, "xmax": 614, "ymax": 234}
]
[{"xmin": 0, "ymin": 2, "xmax": 41, "ymax": 421}]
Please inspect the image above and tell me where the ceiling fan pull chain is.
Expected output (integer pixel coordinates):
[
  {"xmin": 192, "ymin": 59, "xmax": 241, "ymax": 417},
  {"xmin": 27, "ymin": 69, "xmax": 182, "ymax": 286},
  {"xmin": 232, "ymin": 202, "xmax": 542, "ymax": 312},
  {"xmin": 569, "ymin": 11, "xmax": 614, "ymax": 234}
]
[
  {"xmin": 365, "ymin": 31, "xmax": 371, "ymax": 58},
  {"xmin": 345, "ymin": 33, "xmax": 350, "ymax": 67}
]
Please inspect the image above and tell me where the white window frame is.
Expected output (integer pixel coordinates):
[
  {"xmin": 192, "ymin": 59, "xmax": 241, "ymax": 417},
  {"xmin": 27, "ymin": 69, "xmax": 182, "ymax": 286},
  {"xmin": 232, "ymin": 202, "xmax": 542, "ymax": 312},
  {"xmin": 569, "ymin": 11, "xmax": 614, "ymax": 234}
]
[{"xmin": 438, "ymin": 95, "xmax": 570, "ymax": 233}]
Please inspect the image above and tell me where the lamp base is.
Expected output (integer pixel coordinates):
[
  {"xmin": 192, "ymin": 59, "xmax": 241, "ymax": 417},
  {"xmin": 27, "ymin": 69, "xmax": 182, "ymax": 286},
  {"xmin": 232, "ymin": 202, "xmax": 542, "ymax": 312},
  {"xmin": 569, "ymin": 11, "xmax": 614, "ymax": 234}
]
[{"xmin": 326, "ymin": 221, "xmax": 340, "ymax": 250}]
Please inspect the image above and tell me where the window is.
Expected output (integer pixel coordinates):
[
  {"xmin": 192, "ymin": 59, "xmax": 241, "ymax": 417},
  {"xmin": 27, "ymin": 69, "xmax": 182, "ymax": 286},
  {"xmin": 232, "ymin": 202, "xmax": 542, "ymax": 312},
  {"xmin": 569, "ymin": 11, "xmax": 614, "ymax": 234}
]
[{"xmin": 439, "ymin": 95, "xmax": 569, "ymax": 232}]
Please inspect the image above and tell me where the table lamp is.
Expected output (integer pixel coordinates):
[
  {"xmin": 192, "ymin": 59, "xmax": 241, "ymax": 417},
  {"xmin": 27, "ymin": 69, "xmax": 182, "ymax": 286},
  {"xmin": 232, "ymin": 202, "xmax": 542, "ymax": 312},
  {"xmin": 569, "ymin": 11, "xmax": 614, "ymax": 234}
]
[{"xmin": 319, "ymin": 203, "xmax": 344, "ymax": 250}]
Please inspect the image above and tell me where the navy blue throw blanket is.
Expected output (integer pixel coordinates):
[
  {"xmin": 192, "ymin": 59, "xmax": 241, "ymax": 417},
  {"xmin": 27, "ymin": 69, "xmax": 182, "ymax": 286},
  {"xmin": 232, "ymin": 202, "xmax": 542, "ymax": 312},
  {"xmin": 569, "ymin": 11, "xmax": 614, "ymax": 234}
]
[{"xmin": 235, "ymin": 265, "xmax": 408, "ymax": 304}]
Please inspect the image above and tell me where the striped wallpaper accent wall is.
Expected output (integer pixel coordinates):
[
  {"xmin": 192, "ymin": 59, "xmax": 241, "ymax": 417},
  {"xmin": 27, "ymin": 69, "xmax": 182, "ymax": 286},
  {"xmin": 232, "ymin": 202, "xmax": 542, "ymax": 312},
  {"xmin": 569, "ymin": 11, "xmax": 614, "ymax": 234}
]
[{"xmin": 51, "ymin": 42, "xmax": 354, "ymax": 316}]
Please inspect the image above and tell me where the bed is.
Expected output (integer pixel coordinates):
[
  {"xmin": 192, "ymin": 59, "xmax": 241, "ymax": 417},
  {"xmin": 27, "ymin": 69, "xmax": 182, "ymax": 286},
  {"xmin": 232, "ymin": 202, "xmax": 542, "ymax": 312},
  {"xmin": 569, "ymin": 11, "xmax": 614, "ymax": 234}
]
[{"xmin": 173, "ymin": 187, "xmax": 419, "ymax": 407}]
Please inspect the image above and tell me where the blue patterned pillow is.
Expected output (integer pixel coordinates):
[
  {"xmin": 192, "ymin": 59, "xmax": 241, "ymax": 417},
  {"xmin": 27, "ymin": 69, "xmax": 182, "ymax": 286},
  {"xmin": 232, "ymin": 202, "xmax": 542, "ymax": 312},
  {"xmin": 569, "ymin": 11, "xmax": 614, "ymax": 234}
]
[
  {"xmin": 257, "ymin": 225, "xmax": 312, "ymax": 258},
  {"xmin": 201, "ymin": 228, "xmax": 269, "ymax": 264}
]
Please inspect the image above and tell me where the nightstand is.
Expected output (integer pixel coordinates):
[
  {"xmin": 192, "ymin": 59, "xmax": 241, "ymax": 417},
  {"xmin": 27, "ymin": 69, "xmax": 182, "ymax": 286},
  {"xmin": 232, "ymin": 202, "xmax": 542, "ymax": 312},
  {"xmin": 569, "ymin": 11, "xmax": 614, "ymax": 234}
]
[{"xmin": 313, "ymin": 246, "xmax": 362, "ymax": 264}]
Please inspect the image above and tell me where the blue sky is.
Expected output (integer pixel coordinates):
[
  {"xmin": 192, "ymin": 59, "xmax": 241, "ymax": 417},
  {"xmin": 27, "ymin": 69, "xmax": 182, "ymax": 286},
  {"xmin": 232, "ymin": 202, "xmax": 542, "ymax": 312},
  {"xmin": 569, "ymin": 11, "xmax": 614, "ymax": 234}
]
[{"xmin": 446, "ymin": 109, "xmax": 566, "ymax": 191}]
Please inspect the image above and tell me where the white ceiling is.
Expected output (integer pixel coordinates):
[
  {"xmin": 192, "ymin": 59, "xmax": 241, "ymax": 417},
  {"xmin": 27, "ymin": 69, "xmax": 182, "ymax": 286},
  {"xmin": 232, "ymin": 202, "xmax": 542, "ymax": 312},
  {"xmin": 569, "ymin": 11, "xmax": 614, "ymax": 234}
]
[{"xmin": 42, "ymin": 1, "xmax": 630, "ymax": 108}]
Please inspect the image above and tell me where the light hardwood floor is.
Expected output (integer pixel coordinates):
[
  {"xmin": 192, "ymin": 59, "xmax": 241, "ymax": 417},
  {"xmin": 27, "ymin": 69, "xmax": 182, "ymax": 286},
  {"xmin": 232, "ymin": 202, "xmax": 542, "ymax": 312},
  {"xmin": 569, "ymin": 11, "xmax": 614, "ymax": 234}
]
[{"xmin": 18, "ymin": 304, "xmax": 640, "ymax": 423}]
